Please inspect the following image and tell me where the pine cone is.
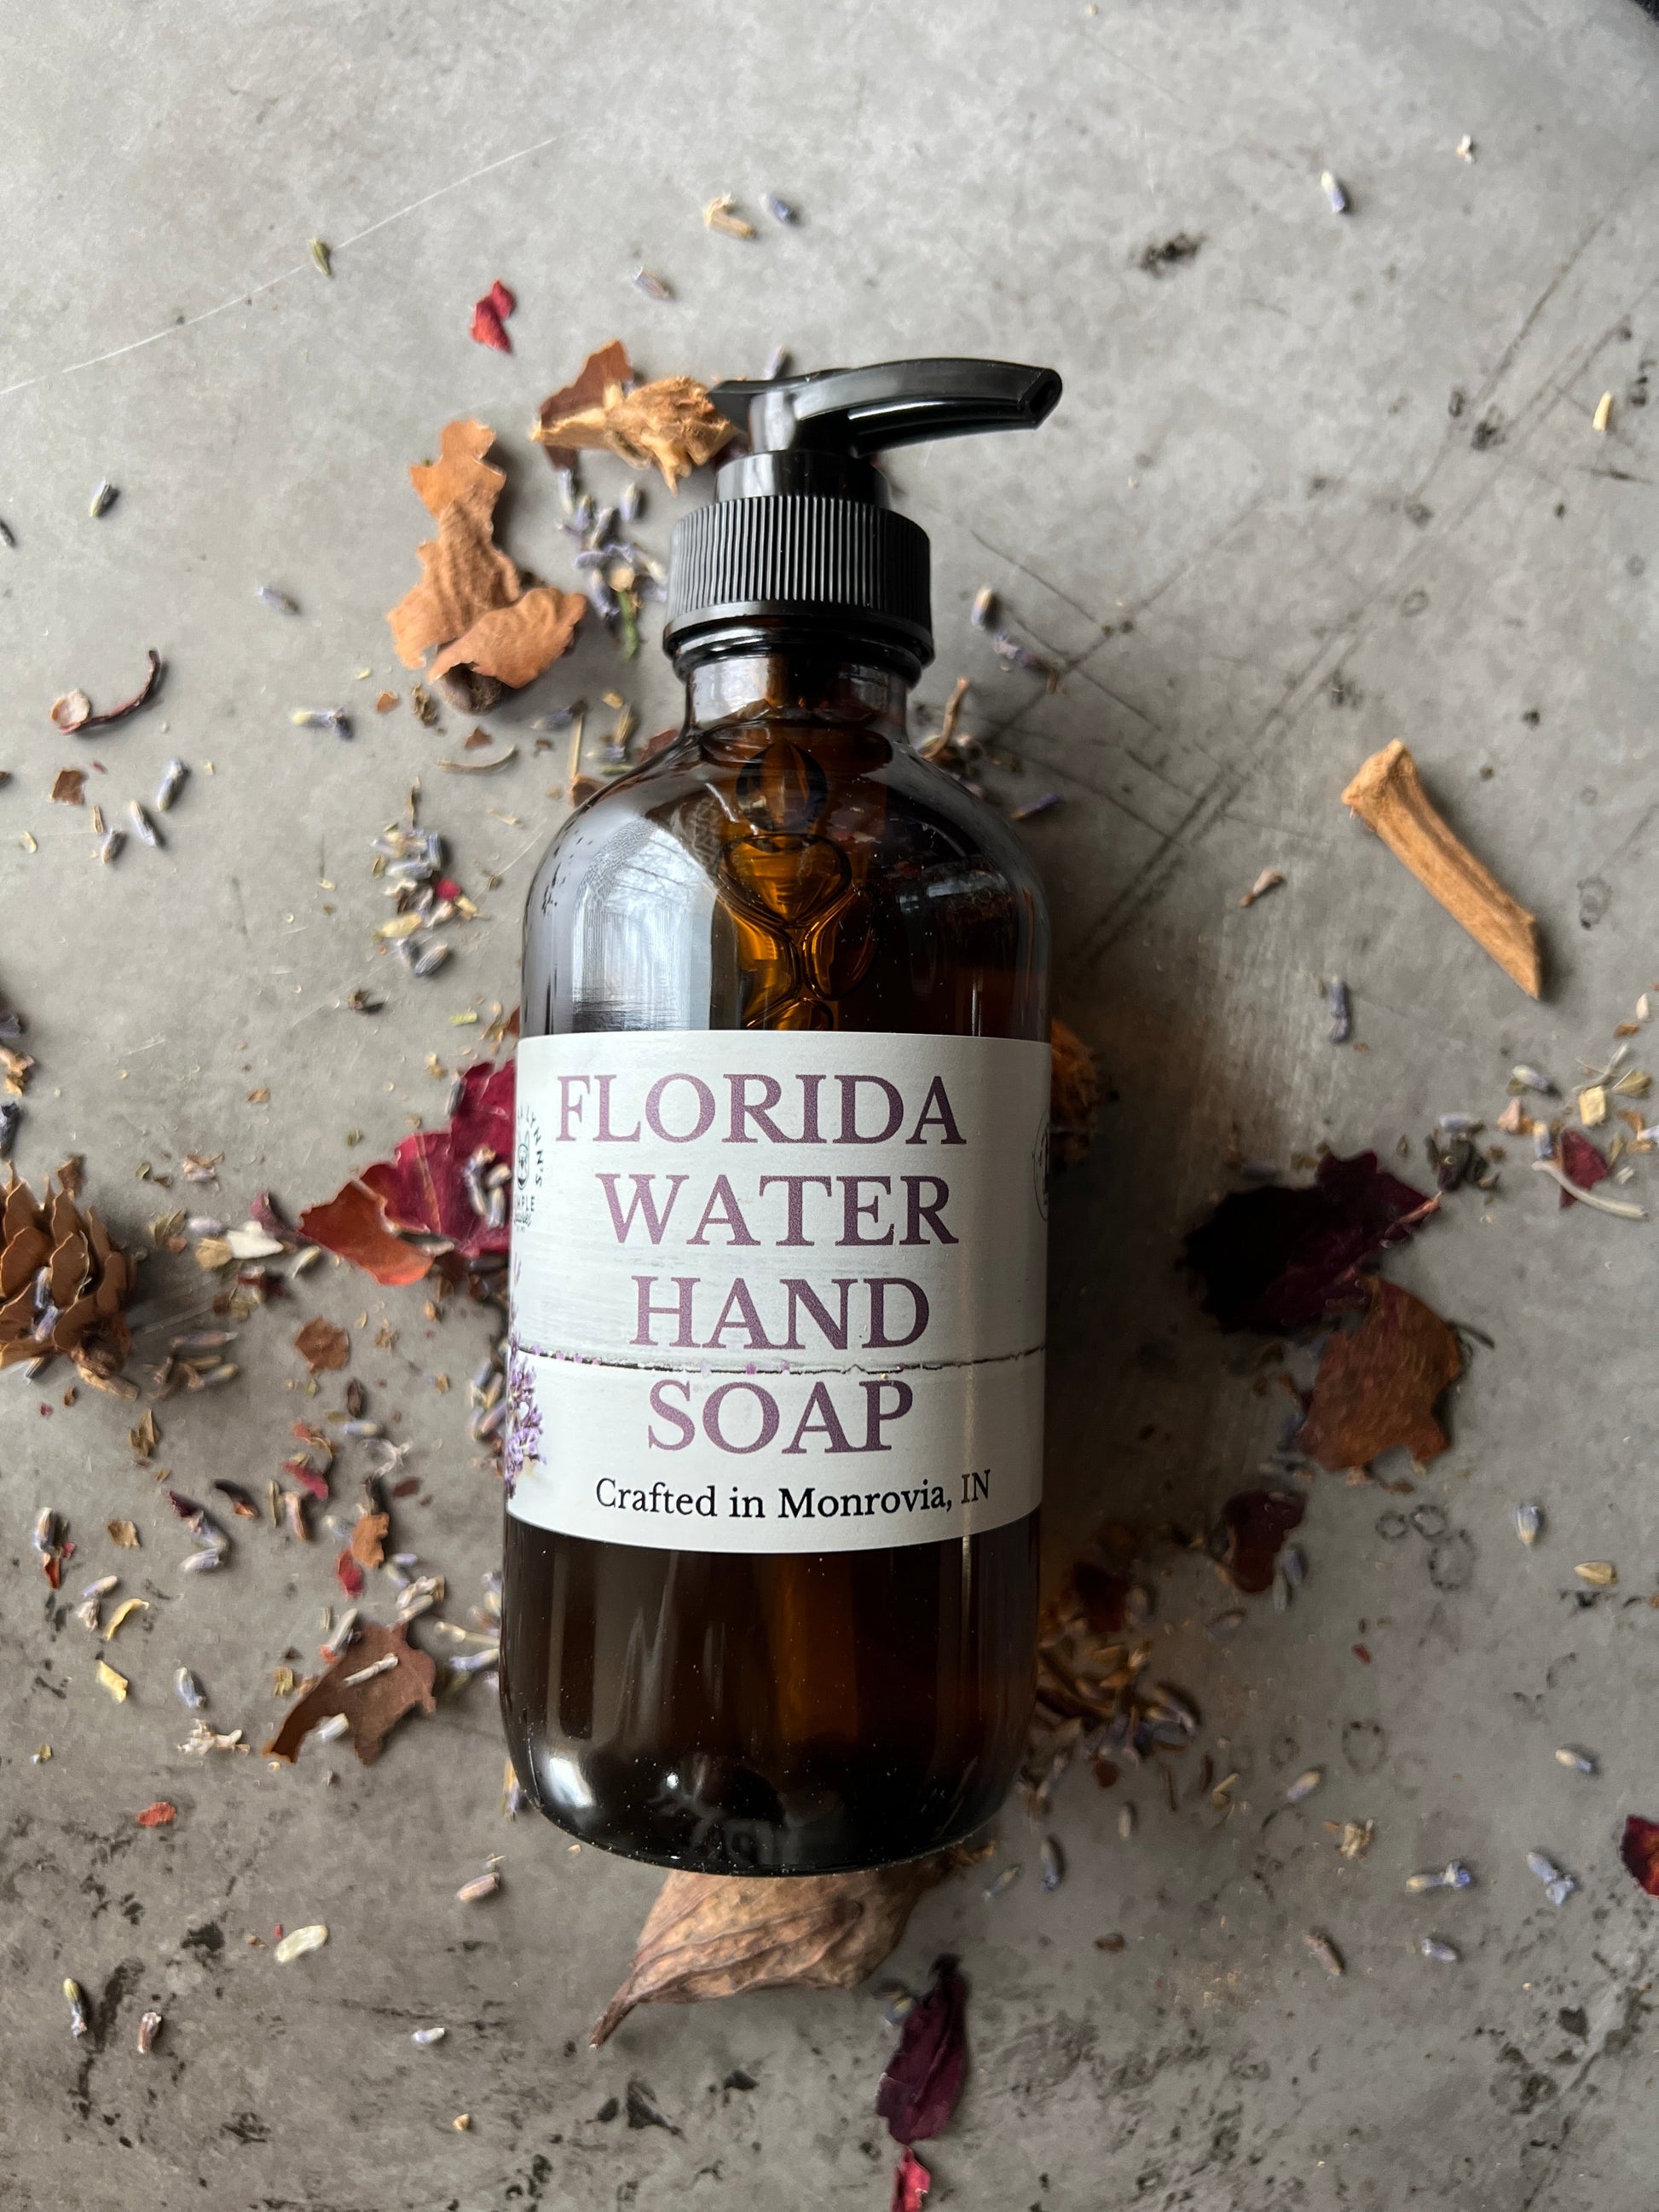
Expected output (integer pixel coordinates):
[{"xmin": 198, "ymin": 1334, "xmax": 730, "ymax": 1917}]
[{"xmin": 1, "ymin": 1166, "xmax": 136, "ymax": 1395}]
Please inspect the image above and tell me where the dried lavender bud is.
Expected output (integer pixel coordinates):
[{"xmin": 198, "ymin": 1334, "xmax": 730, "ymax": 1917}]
[
  {"xmin": 631, "ymin": 269, "xmax": 673, "ymax": 300},
  {"xmin": 154, "ymin": 759, "xmax": 188, "ymax": 811},
  {"xmin": 89, "ymin": 481, "xmax": 117, "ymax": 518},
  {"xmin": 128, "ymin": 800, "xmax": 162, "ymax": 848},
  {"xmin": 1320, "ymin": 170, "xmax": 1350, "ymax": 214},
  {"xmin": 290, "ymin": 707, "xmax": 351, "ymax": 738},
  {"xmin": 760, "ymin": 192, "xmax": 797, "ymax": 224},
  {"xmin": 256, "ymin": 586, "xmax": 299, "ymax": 614}
]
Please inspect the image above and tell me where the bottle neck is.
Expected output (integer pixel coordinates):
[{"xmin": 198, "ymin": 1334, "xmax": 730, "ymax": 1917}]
[{"xmin": 681, "ymin": 650, "xmax": 912, "ymax": 743}]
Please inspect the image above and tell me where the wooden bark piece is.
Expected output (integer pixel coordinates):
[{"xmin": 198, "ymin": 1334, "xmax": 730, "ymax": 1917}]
[{"xmin": 1340, "ymin": 741, "xmax": 1542, "ymax": 997}]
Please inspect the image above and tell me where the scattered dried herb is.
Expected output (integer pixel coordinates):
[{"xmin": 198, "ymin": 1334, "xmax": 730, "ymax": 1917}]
[
  {"xmin": 1222, "ymin": 1489, "xmax": 1306, "ymax": 1594},
  {"xmin": 533, "ymin": 367, "xmax": 736, "ymax": 491},
  {"xmin": 49, "ymin": 649, "xmax": 162, "ymax": 734},
  {"xmin": 1184, "ymin": 1151, "xmax": 1435, "ymax": 1333},
  {"xmin": 876, "ymin": 1955, "xmax": 968, "ymax": 2145},
  {"xmin": 1298, "ymin": 1279, "xmax": 1462, "ymax": 1470},
  {"xmin": 293, "ymin": 1317, "xmax": 350, "ymax": 1373},
  {"xmin": 388, "ymin": 419, "xmax": 584, "ymax": 707},
  {"xmin": 263, "ymin": 1622, "xmax": 436, "ymax": 1767},
  {"xmin": 592, "ymin": 1862, "xmax": 939, "ymax": 2046}
]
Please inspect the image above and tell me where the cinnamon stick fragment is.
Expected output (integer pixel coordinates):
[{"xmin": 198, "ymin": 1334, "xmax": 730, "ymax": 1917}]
[{"xmin": 1339, "ymin": 741, "xmax": 1542, "ymax": 997}]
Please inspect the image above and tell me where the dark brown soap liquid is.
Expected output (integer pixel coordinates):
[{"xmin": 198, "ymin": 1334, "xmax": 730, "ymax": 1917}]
[{"xmin": 501, "ymin": 648, "xmax": 1049, "ymax": 1873}]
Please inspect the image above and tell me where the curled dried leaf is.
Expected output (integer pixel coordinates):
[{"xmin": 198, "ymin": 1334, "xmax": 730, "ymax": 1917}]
[
  {"xmin": 592, "ymin": 1861, "xmax": 939, "ymax": 2047},
  {"xmin": 532, "ymin": 375, "xmax": 735, "ymax": 491},
  {"xmin": 49, "ymin": 650, "xmax": 162, "ymax": 735}
]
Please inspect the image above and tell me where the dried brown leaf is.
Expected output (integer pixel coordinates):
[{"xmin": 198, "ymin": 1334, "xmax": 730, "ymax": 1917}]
[
  {"xmin": 592, "ymin": 1862, "xmax": 939, "ymax": 2047},
  {"xmin": 430, "ymin": 585, "xmax": 586, "ymax": 688},
  {"xmin": 533, "ymin": 374, "xmax": 735, "ymax": 491},
  {"xmin": 408, "ymin": 417, "xmax": 506, "ymax": 526},
  {"xmin": 534, "ymin": 341, "xmax": 635, "ymax": 470},
  {"xmin": 1298, "ymin": 1277, "xmax": 1462, "ymax": 1470},
  {"xmin": 51, "ymin": 769, "xmax": 87, "ymax": 806},
  {"xmin": 293, "ymin": 1317, "xmax": 351, "ymax": 1373},
  {"xmin": 262, "ymin": 1622, "xmax": 436, "ymax": 1767},
  {"xmin": 350, "ymin": 1510, "xmax": 389, "ymax": 1570},
  {"xmin": 388, "ymin": 499, "xmax": 520, "ymax": 670}
]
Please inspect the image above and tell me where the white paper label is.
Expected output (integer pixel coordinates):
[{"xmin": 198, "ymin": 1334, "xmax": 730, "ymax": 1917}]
[{"xmin": 506, "ymin": 1031, "xmax": 1049, "ymax": 1553}]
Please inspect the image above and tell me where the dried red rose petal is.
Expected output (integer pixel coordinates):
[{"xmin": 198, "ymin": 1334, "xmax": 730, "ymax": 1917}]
[
  {"xmin": 360, "ymin": 1058, "xmax": 513, "ymax": 1259},
  {"xmin": 136, "ymin": 1800, "xmax": 176, "ymax": 1828},
  {"xmin": 487, "ymin": 280, "xmax": 516, "ymax": 320},
  {"xmin": 1184, "ymin": 1152, "xmax": 1435, "ymax": 1333},
  {"xmin": 336, "ymin": 1550, "xmax": 365, "ymax": 1598},
  {"xmin": 891, "ymin": 2146, "xmax": 931, "ymax": 2212},
  {"xmin": 1621, "ymin": 1815, "xmax": 1659, "ymax": 1895},
  {"xmin": 1222, "ymin": 1488, "xmax": 1305, "ymax": 1595},
  {"xmin": 1558, "ymin": 1129, "xmax": 1610, "ymax": 1210},
  {"xmin": 298, "ymin": 1178, "xmax": 432, "ymax": 1287},
  {"xmin": 471, "ymin": 297, "xmax": 511, "ymax": 353},
  {"xmin": 876, "ymin": 1955, "xmax": 968, "ymax": 2145}
]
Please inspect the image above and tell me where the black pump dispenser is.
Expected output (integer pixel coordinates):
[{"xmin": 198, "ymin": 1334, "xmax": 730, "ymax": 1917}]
[{"xmin": 662, "ymin": 357, "xmax": 1061, "ymax": 676}]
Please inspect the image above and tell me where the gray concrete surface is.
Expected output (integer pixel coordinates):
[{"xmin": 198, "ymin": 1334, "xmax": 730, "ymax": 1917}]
[{"xmin": 4, "ymin": 1, "xmax": 1659, "ymax": 2204}]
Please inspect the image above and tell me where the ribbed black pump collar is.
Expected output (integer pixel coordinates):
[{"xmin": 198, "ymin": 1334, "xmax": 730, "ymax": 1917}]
[{"xmin": 662, "ymin": 358, "xmax": 1061, "ymax": 673}]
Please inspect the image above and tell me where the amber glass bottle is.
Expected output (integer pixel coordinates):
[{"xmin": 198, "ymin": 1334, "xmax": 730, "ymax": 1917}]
[{"xmin": 501, "ymin": 362, "xmax": 1061, "ymax": 1874}]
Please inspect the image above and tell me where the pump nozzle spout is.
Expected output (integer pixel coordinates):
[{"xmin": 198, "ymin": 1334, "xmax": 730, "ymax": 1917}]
[{"xmin": 708, "ymin": 358, "xmax": 1062, "ymax": 460}]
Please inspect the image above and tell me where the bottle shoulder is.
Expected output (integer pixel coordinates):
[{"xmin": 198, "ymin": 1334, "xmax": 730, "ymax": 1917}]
[
  {"xmin": 528, "ymin": 731, "xmax": 1044, "ymax": 904},
  {"xmin": 522, "ymin": 723, "xmax": 1049, "ymax": 1039}
]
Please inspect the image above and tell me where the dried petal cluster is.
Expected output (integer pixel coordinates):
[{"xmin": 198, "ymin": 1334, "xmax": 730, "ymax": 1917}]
[
  {"xmin": 2, "ymin": 1168, "xmax": 134, "ymax": 1392},
  {"xmin": 1183, "ymin": 1150, "xmax": 1435, "ymax": 1332},
  {"xmin": 1023, "ymin": 1526, "xmax": 1196, "ymax": 1810},
  {"xmin": 387, "ymin": 419, "xmax": 583, "ymax": 711},
  {"xmin": 533, "ymin": 342, "xmax": 735, "ymax": 490},
  {"xmin": 302, "ymin": 1060, "xmax": 514, "ymax": 1286}
]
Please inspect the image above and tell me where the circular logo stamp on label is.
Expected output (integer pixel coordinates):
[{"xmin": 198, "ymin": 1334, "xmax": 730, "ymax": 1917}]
[
  {"xmin": 513, "ymin": 1109, "xmax": 545, "ymax": 1227},
  {"xmin": 1032, "ymin": 1112, "xmax": 1051, "ymax": 1220}
]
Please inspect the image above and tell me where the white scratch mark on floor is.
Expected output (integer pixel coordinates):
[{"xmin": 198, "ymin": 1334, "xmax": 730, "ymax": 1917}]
[{"xmin": 0, "ymin": 127, "xmax": 568, "ymax": 404}]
